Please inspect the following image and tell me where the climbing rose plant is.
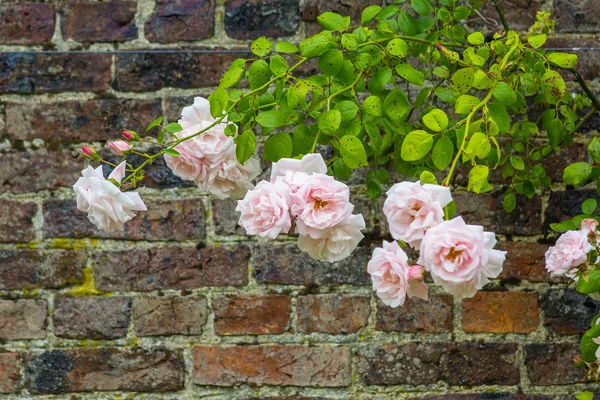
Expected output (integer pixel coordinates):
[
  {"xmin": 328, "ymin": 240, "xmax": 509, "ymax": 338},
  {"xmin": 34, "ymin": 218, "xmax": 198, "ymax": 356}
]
[{"xmin": 72, "ymin": 0, "xmax": 600, "ymax": 382}]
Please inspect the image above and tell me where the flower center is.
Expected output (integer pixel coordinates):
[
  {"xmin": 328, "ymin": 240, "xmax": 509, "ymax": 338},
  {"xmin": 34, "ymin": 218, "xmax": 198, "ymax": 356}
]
[
  {"xmin": 447, "ymin": 247, "xmax": 462, "ymax": 262},
  {"xmin": 314, "ymin": 199, "xmax": 328, "ymax": 209}
]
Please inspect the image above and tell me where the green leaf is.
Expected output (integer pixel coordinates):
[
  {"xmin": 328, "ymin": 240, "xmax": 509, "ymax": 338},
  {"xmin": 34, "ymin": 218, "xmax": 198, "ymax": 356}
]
[
  {"xmin": 419, "ymin": 170, "xmax": 438, "ymax": 185},
  {"xmin": 361, "ymin": 5, "xmax": 382, "ymax": 25},
  {"xmin": 550, "ymin": 219, "xmax": 577, "ymax": 232},
  {"xmin": 576, "ymin": 393, "xmax": 594, "ymax": 400},
  {"xmin": 384, "ymin": 89, "xmax": 410, "ymax": 124},
  {"xmin": 146, "ymin": 116, "xmax": 163, "ymax": 132},
  {"xmin": 411, "ymin": 0, "xmax": 432, "ymax": 16},
  {"xmin": 270, "ymin": 54, "xmax": 289, "ymax": 76},
  {"xmin": 318, "ymin": 11, "xmax": 347, "ymax": 31},
  {"xmin": 386, "ymin": 38, "xmax": 408, "ymax": 57},
  {"xmin": 292, "ymin": 124, "xmax": 314, "ymax": 155},
  {"xmin": 503, "ymin": 193, "xmax": 517, "ymax": 213},
  {"xmin": 467, "ymin": 32, "xmax": 485, "ymax": 45},
  {"xmin": 318, "ymin": 109, "xmax": 342, "ymax": 135},
  {"xmin": 581, "ymin": 325, "xmax": 600, "ymax": 362},
  {"xmin": 236, "ymin": 130, "xmax": 256, "ymax": 164},
  {"xmin": 165, "ymin": 122, "xmax": 183, "ymax": 133},
  {"xmin": 487, "ymin": 103, "xmax": 510, "ymax": 133},
  {"xmin": 455, "ymin": 95, "xmax": 479, "ymax": 114},
  {"xmin": 582, "ymin": 199, "xmax": 597, "ymax": 215},
  {"xmin": 527, "ymin": 33, "xmax": 546, "ymax": 48},
  {"xmin": 363, "ymin": 95, "xmax": 383, "ymax": 117},
  {"xmin": 548, "ymin": 52, "xmax": 578, "ymax": 69},
  {"xmin": 578, "ymin": 269, "xmax": 600, "ymax": 294},
  {"xmin": 335, "ymin": 101, "xmax": 359, "ymax": 122},
  {"xmin": 247, "ymin": 60, "xmax": 271, "ymax": 90},
  {"xmin": 396, "ymin": 63, "xmax": 425, "ymax": 85},
  {"xmin": 509, "ymin": 155, "xmax": 525, "ymax": 171},
  {"xmin": 300, "ymin": 34, "xmax": 332, "ymax": 58},
  {"xmin": 368, "ymin": 67, "xmax": 392, "ymax": 95},
  {"xmin": 250, "ymin": 36, "xmax": 272, "ymax": 57},
  {"xmin": 340, "ymin": 135, "xmax": 368, "ymax": 168},
  {"xmin": 332, "ymin": 158, "xmax": 351, "ymax": 181},
  {"xmin": 318, "ymin": 49, "xmax": 344, "ymax": 76},
  {"xmin": 275, "ymin": 41, "xmax": 298, "ymax": 53},
  {"xmin": 466, "ymin": 132, "xmax": 490, "ymax": 159},
  {"xmin": 256, "ymin": 110, "xmax": 285, "ymax": 128},
  {"xmin": 589, "ymin": 138, "xmax": 600, "ymax": 164},
  {"xmin": 541, "ymin": 70, "xmax": 566, "ymax": 105},
  {"xmin": 220, "ymin": 58, "xmax": 246, "ymax": 88},
  {"xmin": 432, "ymin": 136, "xmax": 453, "ymax": 170},
  {"xmin": 564, "ymin": 162, "xmax": 592, "ymax": 186},
  {"xmin": 398, "ymin": 11, "xmax": 417, "ymax": 36},
  {"xmin": 163, "ymin": 148, "xmax": 180, "ymax": 157},
  {"xmin": 468, "ymin": 165, "xmax": 489, "ymax": 194},
  {"xmin": 547, "ymin": 117, "xmax": 564, "ymax": 146},
  {"xmin": 263, "ymin": 132, "xmax": 293, "ymax": 162},
  {"xmin": 341, "ymin": 33, "xmax": 358, "ymax": 50},
  {"xmin": 208, "ymin": 86, "xmax": 228, "ymax": 118},
  {"xmin": 451, "ymin": 68, "xmax": 474, "ymax": 94},
  {"xmin": 415, "ymin": 16, "xmax": 435, "ymax": 32},
  {"xmin": 401, "ymin": 130, "xmax": 433, "ymax": 161},
  {"xmin": 224, "ymin": 124, "xmax": 237, "ymax": 137},
  {"xmin": 422, "ymin": 109, "xmax": 448, "ymax": 132},
  {"xmin": 493, "ymin": 82, "xmax": 517, "ymax": 105},
  {"xmin": 433, "ymin": 65, "xmax": 449, "ymax": 79}
]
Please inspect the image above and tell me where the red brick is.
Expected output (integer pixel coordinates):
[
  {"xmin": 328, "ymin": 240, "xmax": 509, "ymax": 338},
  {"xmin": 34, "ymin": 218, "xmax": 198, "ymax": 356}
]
[
  {"xmin": 24, "ymin": 348, "xmax": 184, "ymax": 394},
  {"xmin": 498, "ymin": 241, "xmax": 559, "ymax": 282},
  {"xmin": 53, "ymin": 297, "xmax": 131, "ymax": 340},
  {"xmin": 524, "ymin": 343, "xmax": 586, "ymax": 385},
  {"xmin": 193, "ymin": 345, "xmax": 351, "ymax": 387},
  {"xmin": 0, "ymin": 150, "xmax": 83, "ymax": 193},
  {"xmin": 6, "ymin": 99, "xmax": 162, "ymax": 142},
  {"xmin": 225, "ymin": 0, "xmax": 301, "ymax": 39},
  {"xmin": 115, "ymin": 50, "xmax": 244, "ymax": 92},
  {"xmin": 0, "ymin": 299, "xmax": 47, "ymax": 340},
  {"xmin": 0, "ymin": 53, "xmax": 111, "ymax": 94},
  {"xmin": 0, "ymin": 200, "xmax": 37, "ymax": 243},
  {"xmin": 213, "ymin": 294, "xmax": 290, "ymax": 335},
  {"xmin": 461, "ymin": 292, "xmax": 539, "ymax": 333},
  {"xmin": 43, "ymin": 198, "xmax": 205, "ymax": 241},
  {"xmin": 133, "ymin": 296, "xmax": 208, "ymax": 336},
  {"xmin": 146, "ymin": 0, "xmax": 214, "ymax": 43},
  {"xmin": 62, "ymin": 2, "xmax": 137, "ymax": 43},
  {"xmin": 376, "ymin": 294, "xmax": 454, "ymax": 333},
  {"xmin": 0, "ymin": 353, "xmax": 19, "ymax": 393},
  {"xmin": 0, "ymin": 3, "xmax": 55, "ymax": 45},
  {"xmin": 94, "ymin": 246, "xmax": 249, "ymax": 291},
  {"xmin": 297, "ymin": 294, "xmax": 370, "ymax": 334},
  {"xmin": 470, "ymin": 0, "xmax": 542, "ymax": 33},
  {"xmin": 0, "ymin": 249, "xmax": 85, "ymax": 290}
]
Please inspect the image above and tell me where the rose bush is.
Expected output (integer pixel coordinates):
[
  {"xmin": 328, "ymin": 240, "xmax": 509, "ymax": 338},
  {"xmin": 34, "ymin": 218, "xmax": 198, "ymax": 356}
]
[{"xmin": 71, "ymin": 0, "xmax": 600, "ymax": 384}]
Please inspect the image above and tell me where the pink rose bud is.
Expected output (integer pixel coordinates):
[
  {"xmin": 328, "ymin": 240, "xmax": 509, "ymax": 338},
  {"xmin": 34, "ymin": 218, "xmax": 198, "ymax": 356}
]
[
  {"xmin": 81, "ymin": 146, "xmax": 99, "ymax": 160},
  {"xmin": 408, "ymin": 265, "xmax": 425, "ymax": 281},
  {"xmin": 108, "ymin": 140, "xmax": 131, "ymax": 156},
  {"xmin": 122, "ymin": 130, "xmax": 139, "ymax": 141}
]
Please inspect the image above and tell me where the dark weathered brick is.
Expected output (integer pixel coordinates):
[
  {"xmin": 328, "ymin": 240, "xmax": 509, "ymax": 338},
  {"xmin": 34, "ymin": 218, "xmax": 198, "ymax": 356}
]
[
  {"xmin": 461, "ymin": 292, "xmax": 539, "ymax": 334},
  {"xmin": 0, "ymin": 353, "xmax": 19, "ymax": 393},
  {"xmin": 544, "ymin": 190, "xmax": 598, "ymax": 233},
  {"xmin": 453, "ymin": 191, "xmax": 542, "ymax": 235},
  {"xmin": 62, "ymin": 1, "xmax": 137, "ymax": 43},
  {"xmin": 376, "ymin": 294, "xmax": 454, "ymax": 333},
  {"xmin": 146, "ymin": 0, "xmax": 214, "ymax": 43},
  {"xmin": 498, "ymin": 241, "xmax": 559, "ymax": 282},
  {"xmin": 524, "ymin": 343, "xmax": 586, "ymax": 385},
  {"xmin": 446, "ymin": 343, "xmax": 520, "ymax": 386},
  {"xmin": 0, "ymin": 299, "xmax": 47, "ymax": 340},
  {"xmin": 193, "ymin": 345, "xmax": 351, "ymax": 387},
  {"xmin": 253, "ymin": 244, "xmax": 370, "ymax": 286},
  {"xmin": 94, "ymin": 246, "xmax": 249, "ymax": 291},
  {"xmin": 115, "ymin": 50, "xmax": 244, "ymax": 92},
  {"xmin": 553, "ymin": 0, "xmax": 600, "ymax": 32},
  {"xmin": 545, "ymin": 38, "xmax": 600, "ymax": 81},
  {"xmin": 0, "ymin": 3, "xmax": 55, "ymax": 45},
  {"xmin": 0, "ymin": 200, "xmax": 36, "ymax": 243},
  {"xmin": 0, "ymin": 249, "xmax": 85, "ymax": 290},
  {"xmin": 6, "ymin": 99, "xmax": 162, "ymax": 142},
  {"xmin": 212, "ymin": 198, "xmax": 247, "ymax": 236},
  {"xmin": 0, "ymin": 53, "xmax": 111, "ymax": 94},
  {"xmin": 225, "ymin": 0, "xmax": 300, "ymax": 39},
  {"xmin": 133, "ymin": 296, "xmax": 208, "ymax": 336},
  {"xmin": 43, "ymin": 198, "xmax": 205, "ymax": 241},
  {"xmin": 469, "ymin": 0, "xmax": 542, "ymax": 32},
  {"xmin": 213, "ymin": 294, "xmax": 290, "ymax": 335},
  {"xmin": 410, "ymin": 396, "xmax": 555, "ymax": 400},
  {"xmin": 542, "ymin": 289, "xmax": 600, "ymax": 335},
  {"xmin": 0, "ymin": 150, "xmax": 83, "ymax": 193},
  {"xmin": 540, "ymin": 143, "xmax": 588, "ymax": 181},
  {"xmin": 24, "ymin": 348, "xmax": 184, "ymax": 394},
  {"xmin": 164, "ymin": 95, "xmax": 196, "ymax": 122},
  {"xmin": 53, "ymin": 297, "xmax": 131, "ymax": 340},
  {"xmin": 141, "ymin": 154, "xmax": 195, "ymax": 189},
  {"xmin": 297, "ymin": 294, "xmax": 370, "ymax": 334}
]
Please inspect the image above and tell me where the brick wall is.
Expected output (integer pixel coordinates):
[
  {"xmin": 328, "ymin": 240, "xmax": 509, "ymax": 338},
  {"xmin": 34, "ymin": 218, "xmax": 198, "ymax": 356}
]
[{"xmin": 0, "ymin": 0, "xmax": 599, "ymax": 398}]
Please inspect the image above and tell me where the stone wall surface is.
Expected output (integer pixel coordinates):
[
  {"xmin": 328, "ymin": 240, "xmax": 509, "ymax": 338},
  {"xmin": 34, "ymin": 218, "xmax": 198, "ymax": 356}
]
[{"xmin": 0, "ymin": 0, "xmax": 599, "ymax": 398}]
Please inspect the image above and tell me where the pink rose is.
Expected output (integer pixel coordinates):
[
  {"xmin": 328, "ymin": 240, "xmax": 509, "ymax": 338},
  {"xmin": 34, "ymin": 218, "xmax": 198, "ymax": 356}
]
[
  {"xmin": 418, "ymin": 216, "xmax": 506, "ymax": 299},
  {"xmin": 291, "ymin": 174, "xmax": 354, "ymax": 239},
  {"xmin": 581, "ymin": 218, "xmax": 598, "ymax": 235},
  {"xmin": 179, "ymin": 97, "xmax": 216, "ymax": 130},
  {"xmin": 164, "ymin": 139, "xmax": 206, "ymax": 182},
  {"xmin": 197, "ymin": 149, "xmax": 260, "ymax": 199},
  {"xmin": 368, "ymin": 241, "xmax": 428, "ymax": 307},
  {"xmin": 545, "ymin": 229, "xmax": 591, "ymax": 276},
  {"xmin": 73, "ymin": 162, "xmax": 147, "ymax": 232},
  {"xmin": 383, "ymin": 181, "xmax": 452, "ymax": 249},
  {"xmin": 298, "ymin": 214, "xmax": 365, "ymax": 262},
  {"xmin": 108, "ymin": 140, "xmax": 131, "ymax": 156},
  {"xmin": 270, "ymin": 153, "xmax": 327, "ymax": 193},
  {"xmin": 236, "ymin": 180, "xmax": 291, "ymax": 242}
]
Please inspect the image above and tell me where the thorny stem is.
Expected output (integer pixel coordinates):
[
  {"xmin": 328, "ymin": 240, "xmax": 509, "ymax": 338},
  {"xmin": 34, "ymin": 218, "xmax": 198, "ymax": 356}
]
[{"xmin": 490, "ymin": 0, "xmax": 510, "ymax": 32}]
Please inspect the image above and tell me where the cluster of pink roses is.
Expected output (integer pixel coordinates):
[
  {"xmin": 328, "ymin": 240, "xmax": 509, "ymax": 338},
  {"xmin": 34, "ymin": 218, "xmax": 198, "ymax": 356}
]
[
  {"xmin": 236, "ymin": 153, "xmax": 365, "ymax": 262},
  {"xmin": 368, "ymin": 181, "xmax": 506, "ymax": 306},
  {"xmin": 164, "ymin": 97, "xmax": 260, "ymax": 199},
  {"xmin": 545, "ymin": 218, "xmax": 597, "ymax": 279}
]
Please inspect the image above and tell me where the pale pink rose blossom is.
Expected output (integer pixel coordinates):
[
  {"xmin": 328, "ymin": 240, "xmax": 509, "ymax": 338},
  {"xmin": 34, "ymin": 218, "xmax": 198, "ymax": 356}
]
[
  {"xmin": 383, "ymin": 181, "xmax": 452, "ymax": 249},
  {"xmin": 164, "ymin": 139, "xmax": 206, "ymax": 182},
  {"xmin": 418, "ymin": 217, "xmax": 506, "ymax": 299},
  {"xmin": 581, "ymin": 218, "xmax": 599, "ymax": 235},
  {"xmin": 291, "ymin": 174, "xmax": 354, "ymax": 239},
  {"xmin": 368, "ymin": 241, "xmax": 428, "ymax": 307},
  {"xmin": 545, "ymin": 229, "xmax": 592, "ymax": 277},
  {"xmin": 73, "ymin": 162, "xmax": 147, "ymax": 233},
  {"xmin": 270, "ymin": 153, "xmax": 328, "ymax": 193},
  {"xmin": 108, "ymin": 140, "xmax": 130, "ymax": 156},
  {"xmin": 236, "ymin": 180, "xmax": 291, "ymax": 242},
  {"xmin": 298, "ymin": 214, "xmax": 365, "ymax": 262},
  {"xmin": 196, "ymin": 149, "xmax": 260, "ymax": 199}
]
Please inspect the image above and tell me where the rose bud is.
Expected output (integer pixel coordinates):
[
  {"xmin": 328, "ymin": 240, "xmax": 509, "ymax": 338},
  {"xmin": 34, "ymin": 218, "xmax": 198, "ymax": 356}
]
[
  {"xmin": 81, "ymin": 146, "xmax": 99, "ymax": 160},
  {"xmin": 408, "ymin": 265, "xmax": 425, "ymax": 281},
  {"xmin": 108, "ymin": 140, "xmax": 131, "ymax": 156},
  {"xmin": 122, "ymin": 130, "xmax": 139, "ymax": 141}
]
